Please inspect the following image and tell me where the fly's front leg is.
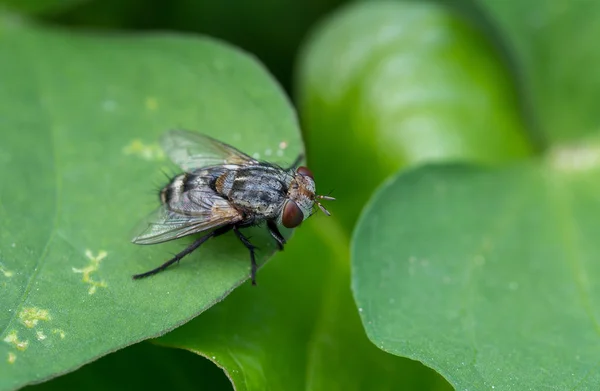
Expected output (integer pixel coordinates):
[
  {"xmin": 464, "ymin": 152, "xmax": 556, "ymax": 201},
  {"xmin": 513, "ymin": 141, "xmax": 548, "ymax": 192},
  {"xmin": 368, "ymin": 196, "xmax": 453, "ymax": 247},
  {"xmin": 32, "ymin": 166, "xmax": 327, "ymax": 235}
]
[
  {"xmin": 267, "ymin": 220, "xmax": 286, "ymax": 251},
  {"xmin": 233, "ymin": 225, "xmax": 259, "ymax": 285}
]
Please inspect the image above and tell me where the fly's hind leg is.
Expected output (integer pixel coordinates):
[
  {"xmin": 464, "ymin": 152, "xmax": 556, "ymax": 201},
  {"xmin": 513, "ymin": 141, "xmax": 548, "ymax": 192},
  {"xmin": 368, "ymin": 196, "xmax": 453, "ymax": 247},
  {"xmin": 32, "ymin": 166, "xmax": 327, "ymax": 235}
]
[
  {"xmin": 267, "ymin": 220, "xmax": 286, "ymax": 251},
  {"xmin": 132, "ymin": 225, "xmax": 233, "ymax": 280},
  {"xmin": 233, "ymin": 225, "xmax": 259, "ymax": 286}
]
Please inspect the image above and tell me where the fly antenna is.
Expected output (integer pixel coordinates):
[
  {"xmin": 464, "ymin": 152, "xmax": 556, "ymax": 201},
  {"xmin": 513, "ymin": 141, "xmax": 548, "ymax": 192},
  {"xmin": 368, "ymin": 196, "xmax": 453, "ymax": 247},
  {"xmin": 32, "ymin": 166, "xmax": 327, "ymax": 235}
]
[
  {"xmin": 316, "ymin": 202, "xmax": 331, "ymax": 216},
  {"xmin": 317, "ymin": 195, "xmax": 336, "ymax": 201},
  {"xmin": 316, "ymin": 194, "xmax": 335, "ymax": 216}
]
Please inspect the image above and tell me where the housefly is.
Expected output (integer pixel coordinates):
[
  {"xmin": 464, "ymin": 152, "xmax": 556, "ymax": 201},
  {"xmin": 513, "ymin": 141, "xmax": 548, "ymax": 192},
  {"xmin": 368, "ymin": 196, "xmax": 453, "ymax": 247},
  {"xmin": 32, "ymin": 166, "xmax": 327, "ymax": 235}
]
[{"xmin": 131, "ymin": 129, "xmax": 334, "ymax": 285}]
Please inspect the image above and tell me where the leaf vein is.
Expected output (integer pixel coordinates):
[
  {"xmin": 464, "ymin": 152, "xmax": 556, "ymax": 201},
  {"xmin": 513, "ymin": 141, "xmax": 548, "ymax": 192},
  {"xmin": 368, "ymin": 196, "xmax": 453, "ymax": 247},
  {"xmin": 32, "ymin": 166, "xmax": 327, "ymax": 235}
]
[
  {"xmin": 459, "ymin": 176, "xmax": 529, "ymax": 386},
  {"xmin": 549, "ymin": 177, "xmax": 600, "ymax": 337}
]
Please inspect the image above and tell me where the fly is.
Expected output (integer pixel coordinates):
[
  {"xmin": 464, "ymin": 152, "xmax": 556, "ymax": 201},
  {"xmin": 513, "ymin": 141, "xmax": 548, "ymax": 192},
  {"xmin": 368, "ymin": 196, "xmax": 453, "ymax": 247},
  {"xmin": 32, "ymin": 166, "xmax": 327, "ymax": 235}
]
[{"xmin": 131, "ymin": 129, "xmax": 335, "ymax": 285}]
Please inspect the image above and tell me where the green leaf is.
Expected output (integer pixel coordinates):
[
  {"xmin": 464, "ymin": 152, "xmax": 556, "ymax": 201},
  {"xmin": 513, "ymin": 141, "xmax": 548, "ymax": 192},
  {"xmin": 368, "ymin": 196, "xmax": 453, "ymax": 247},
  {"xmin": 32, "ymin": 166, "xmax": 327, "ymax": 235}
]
[
  {"xmin": 0, "ymin": 0, "xmax": 89, "ymax": 15},
  {"xmin": 296, "ymin": 1, "xmax": 535, "ymax": 228},
  {"xmin": 352, "ymin": 143, "xmax": 600, "ymax": 390},
  {"xmin": 478, "ymin": 0, "xmax": 600, "ymax": 143},
  {"xmin": 0, "ymin": 21, "xmax": 301, "ymax": 390},
  {"xmin": 158, "ymin": 222, "xmax": 453, "ymax": 391},
  {"xmin": 25, "ymin": 343, "xmax": 231, "ymax": 391}
]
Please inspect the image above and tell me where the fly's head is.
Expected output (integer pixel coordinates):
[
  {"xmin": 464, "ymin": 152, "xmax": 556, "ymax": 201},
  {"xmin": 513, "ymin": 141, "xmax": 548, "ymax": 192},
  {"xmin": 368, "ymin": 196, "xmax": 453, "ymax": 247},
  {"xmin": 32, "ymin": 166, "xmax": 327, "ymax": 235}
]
[{"xmin": 280, "ymin": 166, "xmax": 335, "ymax": 228}]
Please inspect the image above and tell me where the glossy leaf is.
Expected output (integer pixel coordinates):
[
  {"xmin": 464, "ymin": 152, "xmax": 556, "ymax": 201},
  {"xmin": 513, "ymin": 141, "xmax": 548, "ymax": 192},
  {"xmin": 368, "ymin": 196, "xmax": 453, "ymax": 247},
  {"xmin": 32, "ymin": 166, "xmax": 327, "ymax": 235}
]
[
  {"xmin": 352, "ymin": 145, "xmax": 600, "ymax": 390},
  {"xmin": 0, "ymin": 21, "xmax": 301, "ymax": 390},
  {"xmin": 296, "ymin": 0, "xmax": 534, "ymax": 229}
]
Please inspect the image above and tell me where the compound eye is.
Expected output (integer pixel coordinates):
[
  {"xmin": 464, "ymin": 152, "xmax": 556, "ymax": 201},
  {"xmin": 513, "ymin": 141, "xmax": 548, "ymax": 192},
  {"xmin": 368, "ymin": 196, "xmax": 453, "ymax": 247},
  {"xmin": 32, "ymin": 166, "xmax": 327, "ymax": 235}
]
[
  {"xmin": 297, "ymin": 166, "xmax": 314, "ymax": 179},
  {"xmin": 282, "ymin": 200, "xmax": 304, "ymax": 228}
]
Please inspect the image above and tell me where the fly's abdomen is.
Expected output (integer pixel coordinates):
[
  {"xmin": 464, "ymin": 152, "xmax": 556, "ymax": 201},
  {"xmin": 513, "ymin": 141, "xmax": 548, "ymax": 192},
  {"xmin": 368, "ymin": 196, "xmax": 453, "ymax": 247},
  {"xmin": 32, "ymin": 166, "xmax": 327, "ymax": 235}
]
[
  {"xmin": 160, "ymin": 173, "xmax": 188, "ymax": 205},
  {"xmin": 161, "ymin": 168, "xmax": 222, "ymax": 206}
]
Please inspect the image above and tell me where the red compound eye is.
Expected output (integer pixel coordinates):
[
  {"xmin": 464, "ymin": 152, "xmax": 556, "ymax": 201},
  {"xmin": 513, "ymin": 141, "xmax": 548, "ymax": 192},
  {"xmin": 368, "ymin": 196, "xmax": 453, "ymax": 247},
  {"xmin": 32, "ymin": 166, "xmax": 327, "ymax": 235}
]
[
  {"xmin": 282, "ymin": 200, "xmax": 304, "ymax": 228},
  {"xmin": 297, "ymin": 166, "xmax": 314, "ymax": 179}
]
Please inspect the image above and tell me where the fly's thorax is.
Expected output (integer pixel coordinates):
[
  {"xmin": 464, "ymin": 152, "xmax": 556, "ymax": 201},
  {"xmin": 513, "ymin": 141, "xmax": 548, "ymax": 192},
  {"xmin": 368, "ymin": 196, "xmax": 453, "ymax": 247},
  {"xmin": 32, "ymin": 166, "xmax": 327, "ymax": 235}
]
[{"xmin": 221, "ymin": 165, "xmax": 291, "ymax": 219}]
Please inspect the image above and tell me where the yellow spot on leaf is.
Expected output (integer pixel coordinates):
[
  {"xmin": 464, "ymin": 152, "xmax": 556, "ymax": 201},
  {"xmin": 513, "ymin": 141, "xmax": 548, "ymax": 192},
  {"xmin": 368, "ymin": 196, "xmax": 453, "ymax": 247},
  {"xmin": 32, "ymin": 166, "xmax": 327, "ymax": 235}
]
[
  {"xmin": 145, "ymin": 97, "xmax": 158, "ymax": 111},
  {"xmin": 0, "ymin": 266, "xmax": 13, "ymax": 277},
  {"xmin": 123, "ymin": 139, "xmax": 165, "ymax": 161},
  {"xmin": 52, "ymin": 329, "xmax": 66, "ymax": 339},
  {"xmin": 36, "ymin": 330, "xmax": 47, "ymax": 341},
  {"xmin": 73, "ymin": 250, "xmax": 108, "ymax": 295},
  {"xmin": 8, "ymin": 352, "xmax": 16, "ymax": 364},
  {"xmin": 18, "ymin": 307, "xmax": 50, "ymax": 328},
  {"xmin": 279, "ymin": 141, "xmax": 288, "ymax": 150},
  {"xmin": 3, "ymin": 331, "xmax": 28, "ymax": 351}
]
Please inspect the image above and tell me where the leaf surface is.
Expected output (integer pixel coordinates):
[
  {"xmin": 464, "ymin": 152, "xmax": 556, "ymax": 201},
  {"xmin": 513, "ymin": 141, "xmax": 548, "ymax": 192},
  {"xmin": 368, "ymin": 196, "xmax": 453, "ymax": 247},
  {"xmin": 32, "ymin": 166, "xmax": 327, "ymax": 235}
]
[
  {"xmin": 0, "ymin": 21, "xmax": 301, "ymax": 390},
  {"xmin": 352, "ymin": 147, "xmax": 600, "ymax": 390}
]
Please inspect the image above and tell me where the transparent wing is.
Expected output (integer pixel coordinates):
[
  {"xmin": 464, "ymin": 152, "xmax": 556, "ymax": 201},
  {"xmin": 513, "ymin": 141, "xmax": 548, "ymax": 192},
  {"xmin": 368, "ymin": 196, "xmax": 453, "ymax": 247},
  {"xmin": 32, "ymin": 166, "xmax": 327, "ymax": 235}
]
[
  {"xmin": 131, "ymin": 187, "xmax": 243, "ymax": 245},
  {"xmin": 161, "ymin": 129, "xmax": 258, "ymax": 172}
]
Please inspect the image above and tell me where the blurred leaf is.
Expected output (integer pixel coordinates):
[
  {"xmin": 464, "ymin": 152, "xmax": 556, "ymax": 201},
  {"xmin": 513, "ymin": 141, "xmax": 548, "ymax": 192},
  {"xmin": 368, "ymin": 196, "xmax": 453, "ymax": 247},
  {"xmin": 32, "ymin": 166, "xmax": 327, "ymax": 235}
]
[
  {"xmin": 0, "ymin": 0, "xmax": 89, "ymax": 15},
  {"xmin": 296, "ymin": 1, "xmax": 534, "ymax": 229},
  {"xmin": 158, "ymin": 223, "xmax": 452, "ymax": 391},
  {"xmin": 25, "ymin": 342, "xmax": 231, "ymax": 390},
  {"xmin": 352, "ymin": 143, "xmax": 600, "ymax": 390},
  {"xmin": 478, "ymin": 0, "xmax": 600, "ymax": 143},
  {"xmin": 0, "ymin": 21, "xmax": 301, "ymax": 390}
]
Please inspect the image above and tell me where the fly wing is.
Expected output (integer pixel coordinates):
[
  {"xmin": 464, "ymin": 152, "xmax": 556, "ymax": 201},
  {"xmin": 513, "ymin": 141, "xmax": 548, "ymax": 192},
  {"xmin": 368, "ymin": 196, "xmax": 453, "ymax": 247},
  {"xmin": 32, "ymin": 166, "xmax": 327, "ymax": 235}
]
[
  {"xmin": 161, "ymin": 129, "xmax": 258, "ymax": 172},
  {"xmin": 131, "ymin": 187, "xmax": 243, "ymax": 245}
]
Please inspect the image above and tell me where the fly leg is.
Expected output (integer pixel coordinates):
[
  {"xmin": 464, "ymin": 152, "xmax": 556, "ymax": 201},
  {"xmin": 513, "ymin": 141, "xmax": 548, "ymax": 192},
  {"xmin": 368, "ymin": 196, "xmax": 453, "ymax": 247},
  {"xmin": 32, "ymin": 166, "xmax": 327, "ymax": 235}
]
[
  {"xmin": 132, "ymin": 225, "xmax": 233, "ymax": 280},
  {"xmin": 233, "ymin": 225, "xmax": 259, "ymax": 286},
  {"xmin": 267, "ymin": 220, "xmax": 286, "ymax": 251}
]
